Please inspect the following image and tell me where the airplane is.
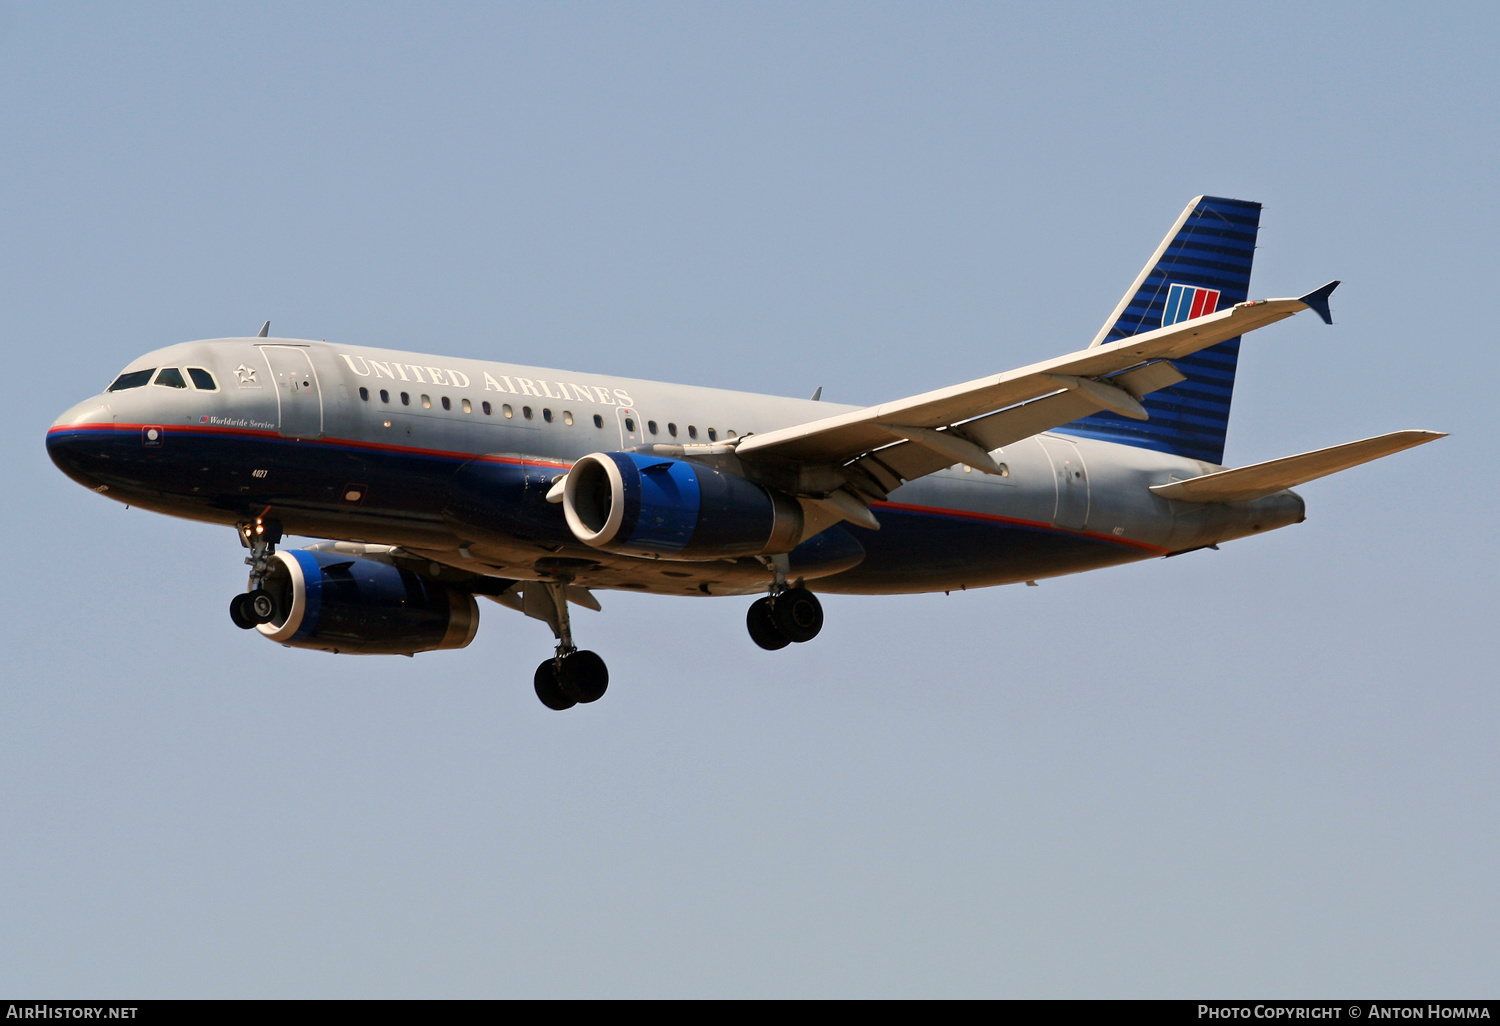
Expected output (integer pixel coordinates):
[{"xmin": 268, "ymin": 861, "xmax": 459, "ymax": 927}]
[{"xmin": 46, "ymin": 196, "xmax": 1444, "ymax": 710}]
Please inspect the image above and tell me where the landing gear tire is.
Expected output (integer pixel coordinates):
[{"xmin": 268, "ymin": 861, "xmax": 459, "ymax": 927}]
[
  {"xmin": 534, "ymin": 660, "xmax": 577, "ymax": 711},
  {"xmin": 231, "ymin": 590, "xmax": 280, "ymax": 629},
  {"xmin": 772, "ymin": 587, "xmax": 823, "ymax": 643},
  {"xmin": 558, "ymin": 650, "xmax": 609, "ymax": 704},
  {"xmin": 229, "ymin": 592, "xmax": 258, "ymax": 630},
  {"xmin": 747, "ymin": 596, "xmax": 791, "ymax": 650},
  {"xmin": 249, "ymin": 590, "xmax": 279, "ymax": 624}
]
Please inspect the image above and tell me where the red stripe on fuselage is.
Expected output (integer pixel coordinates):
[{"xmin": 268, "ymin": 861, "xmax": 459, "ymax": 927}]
[{"xmin": 51, "ymin": 423, "xmax": 1164, "ymax": 552}]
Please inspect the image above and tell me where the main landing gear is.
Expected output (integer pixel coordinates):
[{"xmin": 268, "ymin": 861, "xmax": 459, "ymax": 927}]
[
  {"xmin": 229, "ymin": 517, "xmax": 283, "ymax": 630},
  {"xmin": 534, "ymin": 649, "xmax": 609, "ymax": 711},
  {"xmin": 525, "ymin": 579, "xmax": 609, "ymax": 712},
  {"xmin": 746, "ymin": 586, "xmax": 824, "ymax": 650}
]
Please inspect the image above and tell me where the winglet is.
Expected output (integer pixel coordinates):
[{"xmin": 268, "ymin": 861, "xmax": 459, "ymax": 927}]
[
  {"xmin": 1297, "ymin": 281, "xmax": 1340, "ymax": 325},
  {"xmin": 257, "ymin": 321, "xmax": 270, "ymax": 338}
]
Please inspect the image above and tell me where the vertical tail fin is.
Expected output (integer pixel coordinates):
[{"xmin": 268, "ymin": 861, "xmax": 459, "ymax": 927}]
[{"xmin": 1061, "ymin": 195, "xmax": 1262, "ymax": 465}]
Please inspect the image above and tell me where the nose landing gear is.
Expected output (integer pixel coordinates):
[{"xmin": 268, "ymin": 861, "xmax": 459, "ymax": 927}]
[{"xmin": 229, "ymin": 517, "xmax": 283, "ymax": 630}]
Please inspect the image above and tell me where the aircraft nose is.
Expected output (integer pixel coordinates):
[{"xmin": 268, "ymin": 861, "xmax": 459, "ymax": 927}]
[
  {"xmin": 50, "ymin": 398, "xmax": 114, "ymax": 431},
  {"xmin": 46, "ymin": 398, "xmax": 115, "ymax": 485}
]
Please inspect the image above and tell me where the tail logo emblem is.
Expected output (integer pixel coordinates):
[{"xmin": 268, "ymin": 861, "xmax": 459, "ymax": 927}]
[{"xmin": 1162, "ymin": 284, "xmax": 1220, "ymax": 326}]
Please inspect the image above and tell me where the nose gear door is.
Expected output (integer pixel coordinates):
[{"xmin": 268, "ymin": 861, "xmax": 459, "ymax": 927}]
[{"xmin": 258, "ymin": 345, "xmax": 323, "ymax": 439}]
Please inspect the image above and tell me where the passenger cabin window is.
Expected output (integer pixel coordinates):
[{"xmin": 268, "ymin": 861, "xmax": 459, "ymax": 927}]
[
  {"xmin": 542, "ymin": 409, "xmax": 553, "ymax": 423},
  {"xmin": 563, "ymin": 411, "xmax": 574, "ymax": 426},
  {"xmin": 503, "ymin": 404, "xmax": 514, "ymax": 418},
  {"xmin": 462, "ymin": 398, "xmax": 472, "ymax": 413},
  {"xmin": 624, "ymin": 417, "xmax": 635, "ymax": 432},
  {"xmin": 688, "ymin": 425, "xmax": 698, "ymax": 439},
  {"xmin": 153, "ymin": 368, "xmax": 188, "ymax": 389},
  {"xmin": 187, "ymin": 368, "xmax": 218, "ymax": 390},
  {"xmin": 359, "ymin": 387, "xmax": 370, "ymax": 401},
  {"xmin": 401, "ymin": 392, "xmax": 410, "ymax": 406},
  {"xmin": 648, "ymin": 420, "xmax": 658, "ymax": 434},
  {"xmin": 482, "ymin": 401, "xmax": 492, "ymax": 415},
  {"xmin": 593, "ymin": 414, "xmax": 603, "ymax": 428},
  {"xmin": 441, "ymin": 396, "xmax": 451, "ymax": 411},
  {"xmin": 667, "ymin": 423, "xmax": 678, "ymax": 437},
  {"xmin": 108, "ymin": 369, "xmax": 155, "ymax": 391},
  {"xmin": 707, "ymin": 428, "xmax": 717, "ymax": 441},
  {"xmin": 523, "ymin": 406, "xmax": 533, "ymax": 419},
  {"xmin": 421, "ymin": 395, "xmax": 432, "ymax": 409},
  {"xmin": 380, "ymin": 389, "xmax": 390, "ymax": 403}
]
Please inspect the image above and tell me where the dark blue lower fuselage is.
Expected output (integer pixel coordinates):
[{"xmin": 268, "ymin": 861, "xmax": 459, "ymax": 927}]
[{"xmin": 46, "ymin": 422, "xmax": 1154, "ymax": 595}]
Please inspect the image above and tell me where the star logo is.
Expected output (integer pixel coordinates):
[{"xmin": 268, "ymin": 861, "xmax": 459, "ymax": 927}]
[{"xmin": 234, "ymin": 364, "xmax": 260, "ymax": 387}]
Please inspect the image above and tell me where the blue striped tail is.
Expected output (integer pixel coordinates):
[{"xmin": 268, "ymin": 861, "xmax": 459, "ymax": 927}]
[{"xmin": 1059, "ymin": 195, "xmax": 1261, "ymax": 465}]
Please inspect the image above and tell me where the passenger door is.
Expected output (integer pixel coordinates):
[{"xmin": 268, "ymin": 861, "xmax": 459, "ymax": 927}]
[{"xmin": 259, "ymin": 345, "xmax": 323, "ymax": 439}]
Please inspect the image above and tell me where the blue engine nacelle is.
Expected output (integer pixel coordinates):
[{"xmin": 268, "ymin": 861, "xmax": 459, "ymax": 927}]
[
  {"xmin": 562, "ymin": 451, "xmax": 804, "ymax": 559},
  {"xmin": 255, "ymin": 550, "xmax": 480, "ymax": 655}
]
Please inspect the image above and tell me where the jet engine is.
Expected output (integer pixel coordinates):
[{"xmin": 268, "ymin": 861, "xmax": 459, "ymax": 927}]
[
  {"xmin": 562, "ymin": 451, "xmax": 803, "ymax": 559},
  {"xmin": 254, "ymin": 550, "xmax": 479, "ymax": 655}
]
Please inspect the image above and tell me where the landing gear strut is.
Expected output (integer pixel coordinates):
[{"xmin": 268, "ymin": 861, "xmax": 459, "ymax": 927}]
[
  {"xmin": 523, "ymin": 578, "xmax": 609, "ymax": 711},
  {"xmin": 229, "ymin": 516, "xmax": 283, "ymax": 629}
]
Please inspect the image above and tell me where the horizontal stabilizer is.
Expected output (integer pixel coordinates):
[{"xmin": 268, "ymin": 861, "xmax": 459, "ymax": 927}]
[{"xmin": 1149, "ymin": 430, "xmax": 1446, "ymax": 503}]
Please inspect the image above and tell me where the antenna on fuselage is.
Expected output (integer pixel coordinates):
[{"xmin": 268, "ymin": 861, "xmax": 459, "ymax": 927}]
[
  {"xmin": 810, "ymin": 386, "xmax": 822, "ymax": 401},
  {"xmin": 257, "ymin": 321, "xmax": 270, "ymax": 338}
]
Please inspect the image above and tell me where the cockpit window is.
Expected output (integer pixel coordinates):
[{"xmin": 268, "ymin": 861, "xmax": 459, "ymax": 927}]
[
  {"xmin": 153, "ymin": 367, "xmax": 188, "ymax": 389},
  {"xmin": 108, "ymin": 369, "xmax": 155, "ymax": 391},
  {"xmin": 187, "ymin": 367, "xmax": 217, "ymax": 390}
]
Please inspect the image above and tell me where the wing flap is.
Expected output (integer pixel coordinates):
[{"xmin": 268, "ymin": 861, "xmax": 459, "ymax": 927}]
[
  {"xmin": 1111, "ymin": 359, "xmax": 1189, "ymax": 400},
  {"xmin": 963, "ymin": 389, "xmax": 1102, "ymax": 451},
  {"xmin": 877, "ymin": 424, "xmax": 1004, "ymax": 474},
  {"xmin": 1149, "ymin": 430, "xmax": 1446, "ymax": 503}
]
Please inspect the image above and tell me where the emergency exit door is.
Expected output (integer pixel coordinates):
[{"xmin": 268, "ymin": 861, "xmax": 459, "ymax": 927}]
[{"xmin": 1039, "ymin": 435, "xmax": 1090, "ymax": 530}]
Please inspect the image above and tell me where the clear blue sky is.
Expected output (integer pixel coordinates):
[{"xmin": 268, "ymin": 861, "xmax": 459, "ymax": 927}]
[{"xmin": 2, "ymin": 2, "xmax": 1495, "ymax": 997}]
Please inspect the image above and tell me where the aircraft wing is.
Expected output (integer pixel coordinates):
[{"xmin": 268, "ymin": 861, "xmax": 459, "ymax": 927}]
[{"xmin": 733, "ymin": 286, "xmax": 1337, "ymax": 499}]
